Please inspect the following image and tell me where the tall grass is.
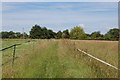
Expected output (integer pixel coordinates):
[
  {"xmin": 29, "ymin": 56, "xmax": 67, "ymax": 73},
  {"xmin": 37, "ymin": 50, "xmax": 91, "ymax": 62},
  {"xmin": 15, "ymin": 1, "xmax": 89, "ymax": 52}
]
[
  {"xmin": 2, "ymin": 39, "xmax": 118, "ymax": 78},
  {"xmin": 74, "ymin": 40, "xmax": 118, "ymax": 67},
  {"xmin": 65, "ymin": 40, "xmax": 118, "ymax": 78}
]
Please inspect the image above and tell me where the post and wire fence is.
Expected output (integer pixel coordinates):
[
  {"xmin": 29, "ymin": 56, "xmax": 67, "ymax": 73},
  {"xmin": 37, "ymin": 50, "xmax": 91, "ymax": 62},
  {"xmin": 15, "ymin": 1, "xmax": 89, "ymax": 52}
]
[
  {"xmin": 2, "ymin": 40, "xmax": 119, "ymax": 70},
  {"xmin": 65, "ymin": 41, "xmax": 119, "ymax": 71},
  {"xmin": 0, "ymin": 40, "xmax": 36, "ymax": 66}
]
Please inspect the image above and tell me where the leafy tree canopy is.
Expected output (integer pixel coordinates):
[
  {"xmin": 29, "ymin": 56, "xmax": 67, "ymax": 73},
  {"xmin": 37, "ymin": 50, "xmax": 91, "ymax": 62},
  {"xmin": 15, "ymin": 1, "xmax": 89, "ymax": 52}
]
[
  {"xmin": 104, "ymin": 28, "xmax": 119, "ymax": 41},
  {"xmin": 70, "ymin": 26, "xmax": 86, "ymax": 39}
]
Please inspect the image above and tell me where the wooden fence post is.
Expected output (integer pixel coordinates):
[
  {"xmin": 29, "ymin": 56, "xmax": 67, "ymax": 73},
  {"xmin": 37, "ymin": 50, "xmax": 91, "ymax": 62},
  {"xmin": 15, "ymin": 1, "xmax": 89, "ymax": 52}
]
[
  {"xmin": 74, "ymin": 42, "xmax": 76, "ymax": 51},
  {"xmin": 12, "ymin": 44, "xmax": 16, "ymax": 65}
]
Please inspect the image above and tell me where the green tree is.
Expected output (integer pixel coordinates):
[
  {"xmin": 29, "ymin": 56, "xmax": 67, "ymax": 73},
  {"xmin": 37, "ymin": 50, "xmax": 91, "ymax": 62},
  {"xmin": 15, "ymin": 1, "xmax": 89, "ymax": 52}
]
[
  {"xmin": 30, "ymin": 24, "xmax": 42, "ymax": 39},
  {"xmin": 70, "ymin": 26, "xmax": 86, "ymax": 39},
  {"xmin": 15, "ymin": 32, "xmax": 21, "ymax": 38},
  {"xmin": 47, "ymin": 29, "xmax": 56, "ymax": 39},
  {"xmin": 8, "ymin": 31, "xmax": 16, "ymax": 38},
  {"xmin": 56, "ymin": 31, "xmax": 62, "ymax": 39},
  {"xmin": 1, "ymin": 31, "xmax": 26, "ymax": 39},
  {"xmin": 41, "ymin": 27, "xmax": 48, "ymax": 39},
  {"xmin": 30, "ymin": 24, "xmax": 56, "ymax": 39},
  {"xmin": 85, "ymin": 33, "xmax": 91, "ymax": 40},
  {"xmin": 104, "ymin": 28, "xmax": 119, "ymax": 41},
  {"xmin": 21, "ymin": 32, "xmax": 28, "ymax": 39},
  {"xmin": 1, "ymin": 32, "xmax": 9, "ymax": 39},
  {"xmin": 1, "ymin": 32, "xmax": 5, "ymax": 38},
  {"xmin": 91, "ymin": 31, "xmax": 103, "ymax": 40},
  {"xmin": 62, "ymin": 29, "xmax": 70, "ymax": 38}
]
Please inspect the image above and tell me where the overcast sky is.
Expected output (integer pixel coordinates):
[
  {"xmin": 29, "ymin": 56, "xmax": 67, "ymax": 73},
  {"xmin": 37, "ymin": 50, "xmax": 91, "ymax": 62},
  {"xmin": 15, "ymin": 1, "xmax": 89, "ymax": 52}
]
[{"xmin": 2, "ymin": 2, "xmax": 118, "ymax": 34}]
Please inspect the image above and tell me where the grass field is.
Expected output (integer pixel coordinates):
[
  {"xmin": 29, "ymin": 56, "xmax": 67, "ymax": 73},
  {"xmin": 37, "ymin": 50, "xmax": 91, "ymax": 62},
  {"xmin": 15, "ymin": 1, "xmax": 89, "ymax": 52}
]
[{"xmin": 2, "ymin": 39, "xmax": 118, "ymax": 78}]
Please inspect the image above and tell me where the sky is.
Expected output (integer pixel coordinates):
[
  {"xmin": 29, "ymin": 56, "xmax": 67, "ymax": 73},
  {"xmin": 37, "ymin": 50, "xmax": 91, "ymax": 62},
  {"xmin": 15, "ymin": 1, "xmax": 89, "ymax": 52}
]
[
  {"xmin": 2, "ymin": 2, "xmax": 118, "ymax": 34},
  {"xmin": 1, "ymin": 0, "xmax": 119, "ymax": 2}
]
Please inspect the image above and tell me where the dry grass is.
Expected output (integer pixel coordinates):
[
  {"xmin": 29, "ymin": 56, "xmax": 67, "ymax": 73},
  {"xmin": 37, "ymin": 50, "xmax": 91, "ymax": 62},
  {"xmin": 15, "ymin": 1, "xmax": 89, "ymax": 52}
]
[
  {"xmin": 63, "ymin": 39, "xmax": 118, "ymax": 77},
  {"xmin": 2, "ymin": 39, "xmax": 118, "ymax": 78},
  {"xmin": 73, "ymin": 40, "xmax": 118, "ymax": 67}
]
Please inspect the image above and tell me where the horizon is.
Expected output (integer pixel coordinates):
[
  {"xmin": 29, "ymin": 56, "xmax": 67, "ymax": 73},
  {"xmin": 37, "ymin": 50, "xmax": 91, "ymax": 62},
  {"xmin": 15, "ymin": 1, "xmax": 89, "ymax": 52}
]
[
  {"xmin": 1, "ymin": 24, "xmax": 119, "ymax": 35},
  {"xmin": 2, "ymin": 2, "xmax": 118, "ymax": 34}
]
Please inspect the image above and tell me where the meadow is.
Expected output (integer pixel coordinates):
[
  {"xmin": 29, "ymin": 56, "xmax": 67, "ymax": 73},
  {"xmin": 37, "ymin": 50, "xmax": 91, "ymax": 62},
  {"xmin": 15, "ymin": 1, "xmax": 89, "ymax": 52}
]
[{"xmin": 2, "ymin": 39, "xmax": 118, "ymax": 78}]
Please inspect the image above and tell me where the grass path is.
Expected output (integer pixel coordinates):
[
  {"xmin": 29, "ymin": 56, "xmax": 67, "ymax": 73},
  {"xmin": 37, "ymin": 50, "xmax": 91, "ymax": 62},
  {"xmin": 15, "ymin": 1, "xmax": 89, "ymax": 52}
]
[
  {"xmin": 21, "ymin": 41, "xmax": 96, "ymax": 78},
  {"xmin": 3, "ymin": 40, "xmax": 95, "ymax": 78},
  {"xmin": 2, "ymin": 40, "xmax": 118, "ymax": 78}
]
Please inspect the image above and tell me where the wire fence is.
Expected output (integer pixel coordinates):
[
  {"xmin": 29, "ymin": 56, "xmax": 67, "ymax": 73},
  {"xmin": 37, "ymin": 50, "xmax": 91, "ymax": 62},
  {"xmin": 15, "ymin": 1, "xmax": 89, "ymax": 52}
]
[
  {"xmin": 77, "ymin": 48, "xmax": 120, "ymax": 70},
  {"xmin": 1, "ymin": 40, "xmax": 36, "ymax": 66},
  {"xmin": 64, "ymin": 40, "xmax": 119, "ymax": 71}
]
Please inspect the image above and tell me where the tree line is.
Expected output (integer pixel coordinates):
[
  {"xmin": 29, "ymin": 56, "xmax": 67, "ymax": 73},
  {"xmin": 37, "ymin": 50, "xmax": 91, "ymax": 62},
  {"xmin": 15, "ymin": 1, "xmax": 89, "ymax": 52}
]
[
  {"xmin": 0, "ymin": 24, "xmax": 119, "ymax": 41},
  {"xmin": 0, "ymin": 31, "xmax": 28, "ymax": 39}
]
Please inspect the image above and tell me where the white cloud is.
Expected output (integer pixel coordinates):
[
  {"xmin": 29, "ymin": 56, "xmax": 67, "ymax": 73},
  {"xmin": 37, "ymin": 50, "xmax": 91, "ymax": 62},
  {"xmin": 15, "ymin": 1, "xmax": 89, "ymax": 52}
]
[
  {"xmin": 3, "ymin": 9, "xmax": 117, "ymax": 25},
  {"xmin": 2, "ymin": 2, "xmax": 118, "ymax": 34},
  {"xmin": 2, "ymin": 2, "xmax": 118, "ymax": 15},
  {"xmin": 78, "ymin": 24, "xmax": 84, "ymax": 28},
  {"xmin": 99, "ymin": 26, "xmax": 110, "ymax": 33}
]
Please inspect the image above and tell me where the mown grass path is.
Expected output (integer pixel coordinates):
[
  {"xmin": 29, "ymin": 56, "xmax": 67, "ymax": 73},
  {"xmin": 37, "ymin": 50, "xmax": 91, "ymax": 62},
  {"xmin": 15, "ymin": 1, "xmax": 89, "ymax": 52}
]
[
  {"xmin": 20, "ymin": 41, "xmax": 95, "ymax": 78},
  {"xmin": 2, "ymin": 40, "xmax": 118, "ymax": 78}
]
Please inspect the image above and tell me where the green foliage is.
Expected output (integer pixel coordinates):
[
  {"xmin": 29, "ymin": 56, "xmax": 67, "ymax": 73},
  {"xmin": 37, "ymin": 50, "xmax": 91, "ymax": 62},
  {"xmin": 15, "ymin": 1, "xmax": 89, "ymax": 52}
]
[
  {"xmin": 85, "ymin": 33, "xmax": 92, "ymax": 40},
  {"xmin": 62, "ymin": 33, "xmax": 66, "ymax": 38},
  {"xmin": 15, "ymin": 32, "xmax": 21, "ymax": 38},
  {"xmin": 22, "ymin": 32, "xmax": 29, "ymax": 39},
  {"xmin": 56, "ymin": 31, "xmax": 62, "ymax": 39},
  {"xmin": 91, "ymin": 31, "xmax": 103, "ymax": 40},
  {"xmin": 29, "ymin": 24, "xmax": 56, "ymax": 39},
  {"xmin": 47, "ymin": 29, "xmax": 56, "ymax": 39},
  {"xmin": 70, "ymin": 26, "xmax": 86, "ymax": 39},
  {"xmin": 30, "ymin": 25, "xmax": 42, "ymax": 39},
  {"xmin": 62, "ymin": 29, "xmax": 70, "ymax": 39},
  {"xmin": 0, "ymin": 31, "xmax": 28, "ymax": 39},
  {"xmin": 104, "ymin": 28, "xmax": 119, "ymax": 41},
  {"xmin": 0, "ymin": 24, "xmax": 119, "ymax": 41},
  {"xmin": 0, "ymin": 32, "xmax": 10, "ymax": 38}
]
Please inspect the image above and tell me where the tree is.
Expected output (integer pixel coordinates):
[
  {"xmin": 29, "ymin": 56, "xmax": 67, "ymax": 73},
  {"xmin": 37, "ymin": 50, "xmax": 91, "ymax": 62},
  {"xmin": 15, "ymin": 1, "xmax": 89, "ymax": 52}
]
[
  {"xmin": 70, "ymin": 26, "xmax": 86, "ymax": 39},
  {"xmin": 8, "ymin": 31, "xmax": 16, "ymax": 38},
  {"xmin": 29, "ymin": 25, "xmax": 56, "ymax": 39},
  {"xmin": 85, "ymin": 33, "xmax": 91, "ymax": 40},
  {"xmin": 62, "ymin": 29, "xmax": 70, "ymax": 38},
  {"xmin": 91, "ymin": 31, "xmax": 103, "ymax": 40},
  {"xmin": 1, "ymin": 32, "xmax": 9, "ymax": 38},
  {"xmin": 0, "ymin": 31, "xmax": 27, "ymax": 39},
  {"xmin": 56, "ymin": 31, "xmax": 62, "ymax": 39},
  {"xmin": 41, "ymin": 27, "xmax": 48, "ymax": 39},
  {"xmin": 15, "ymin": 32, "xmax": 21, "ymax": 38},
  {"xmin": 47, "ymin": 29, "xmax": 56, "ymax": 39},
  {"xmin": 21, "ymin": 32, "xmax": 28, "ymax": 39},
  {"xmin": 104, "ymin": 28, "xmax": 119, "ymax": 41},
  {"xmin": 29, "ymin": 24, "xmax": 42, "ymax": 39}
]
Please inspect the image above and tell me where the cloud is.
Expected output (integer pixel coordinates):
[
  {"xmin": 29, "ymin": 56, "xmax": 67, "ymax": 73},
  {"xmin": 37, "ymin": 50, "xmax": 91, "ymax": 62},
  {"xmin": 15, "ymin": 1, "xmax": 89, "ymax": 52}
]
[
  {"xmin": 78, "ymin": 24, "xmax": 84, "ymax": 28},
  {"xmin": 99, "ymin": 25, "xmax": 118, "ymax": 32},
  {"xmin": 3, "ymin": 9, "xmax": 117, "ymax": 25},
  {"xmin": 100, "ymin": 26, "xmax": 110, "ymax": 30},
  {"xmin": 3, "ymin": 2, "xmax": 118, "ymax": 12},
  {"xmin": 2, "ymin": 2, "xmax": 118, "ymax": 34}
]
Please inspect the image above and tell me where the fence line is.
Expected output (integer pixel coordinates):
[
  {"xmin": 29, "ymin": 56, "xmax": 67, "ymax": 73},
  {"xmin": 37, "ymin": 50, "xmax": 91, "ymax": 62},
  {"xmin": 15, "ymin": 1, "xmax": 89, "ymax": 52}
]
[
  {"xmin": 77, "ymin": 48, "xmax": 120, "ymax": 70},
  {"xmin": 0, "ymin": 40, "xmax": 34, "ymax": 51},
  {"xmin": 1, "ymin": 40, "xmax": 35, "ymax": 66},
  {"xmin": 0, "ymin": 44, "xmax": 22, "ymax": 51},
  {"xmin": 0, "ymin": 45, "xmax": 15, "ymax": 51}
]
